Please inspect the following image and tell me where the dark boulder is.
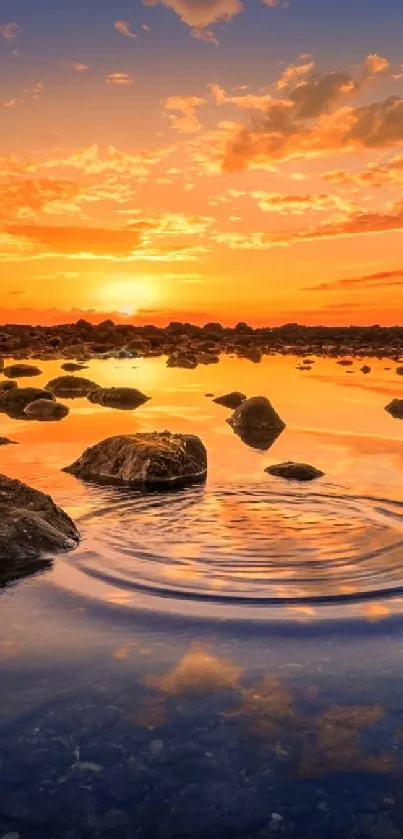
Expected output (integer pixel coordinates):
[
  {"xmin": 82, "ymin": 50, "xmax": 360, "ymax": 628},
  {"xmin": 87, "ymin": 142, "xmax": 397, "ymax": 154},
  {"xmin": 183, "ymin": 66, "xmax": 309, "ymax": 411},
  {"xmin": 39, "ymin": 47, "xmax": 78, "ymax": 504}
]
[
  {"xmin": 0, "ymin": 473, "xmax": 79, "ymax": 585},
  {"xmin": 213, "ymin": 392, "xmax": 247, "ymax": 409},
  {"xmin": 61, "ymin": 362, "xmax": 89, "ymax": 372},
  {"xmin": 24, "ymin": 399, "xmax": 69, "ymax": 421},
  {"xmin": 64, "ymin": 431, "xmax": 207, "ymax": 489},
  {"xmin": 385, "ymin": 399, "xmax": 403, "ymax": 418},
  {"xmin": 0, "ymin": 380, "xmax": 18, "ymax": 394},
  {"xmin": 396, "ymin": 367, "xmax": 403, "ymax": 376},
  {"xmin": 265, "ymin": 461, "xmax": 324, "ymax": 481},
  {"xmin": 0, "ymin": 387, "xmax": 55, "ymax": 419},
  {"xmin": 0, "ymin": 437, "xmax": 17, "ymax": 445},
  {"xmin": 88, "ymin": 387, "xmax": 150, "ymax": 410},
  {"xmin": 227, "ymin": 396, "xmax": 286, "ymax": 450},
  {"xmin": 3, "ymin": 363, "xmax": 42, "ymax": 379},
  {"xmin": 46, "ymin": 375, "xmax": 99, "ymax": 398},
  {"xmin": 360, "ymin": 365, "xmax": 371, "ymax": 374}
]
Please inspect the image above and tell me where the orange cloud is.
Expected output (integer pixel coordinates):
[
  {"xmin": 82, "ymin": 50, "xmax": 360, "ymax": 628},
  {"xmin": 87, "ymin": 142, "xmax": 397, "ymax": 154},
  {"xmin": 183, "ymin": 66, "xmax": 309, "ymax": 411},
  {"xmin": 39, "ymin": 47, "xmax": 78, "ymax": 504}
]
[
  {"xmin": 275, "ymin": 59, "xmax": 315, "ymax": 91},
  {"xmin": 106, "ymin": 72, "xmax": 133, "ymax": 86},
  {"xmin": 323, "ymin": 154, "xmax": 403, "ymax": 188},
  {"xmin": 304, "ymin": 268, "xmax": 403, "ymax": 292},
  {"xmin": 143, "ymin": 0, "xmax": 243, "ymax": 29},
  {"xmin": 268, "ymin": 200, "xmax": 403, "ymax": 246},
  {"xmin": 114, "ymin": 20, "xmax": 138, "ymax": 39},
  {"xmin": 365, "ymin": 53, "xmax": 390, "ymax": 76},
  {"xmin": 165, "ymin": 95, "xmax": 206, "ymax": 133},
  {"xmin": 210, "ymin": 83, "xmax": 275, "ymax": 111},
  {"xmin": 64, "ymin": 62, "xmax": 89, "ymax": 72}
]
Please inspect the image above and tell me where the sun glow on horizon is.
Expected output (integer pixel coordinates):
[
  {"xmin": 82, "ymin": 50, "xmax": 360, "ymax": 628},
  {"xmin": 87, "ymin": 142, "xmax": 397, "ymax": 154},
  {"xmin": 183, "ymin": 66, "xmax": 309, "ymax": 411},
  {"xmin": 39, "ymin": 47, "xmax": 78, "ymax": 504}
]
[{"xmin": 97, "ymin": 277, "xmax": 159, "ymax": 316}]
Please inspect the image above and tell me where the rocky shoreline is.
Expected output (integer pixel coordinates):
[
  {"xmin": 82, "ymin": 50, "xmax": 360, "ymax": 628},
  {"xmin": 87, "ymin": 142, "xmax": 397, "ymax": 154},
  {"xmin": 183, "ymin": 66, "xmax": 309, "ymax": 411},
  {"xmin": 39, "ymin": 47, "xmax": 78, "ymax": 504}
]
[{"xmin": 0, "ymin": 320, "xmax": 402, "ymax": 363}]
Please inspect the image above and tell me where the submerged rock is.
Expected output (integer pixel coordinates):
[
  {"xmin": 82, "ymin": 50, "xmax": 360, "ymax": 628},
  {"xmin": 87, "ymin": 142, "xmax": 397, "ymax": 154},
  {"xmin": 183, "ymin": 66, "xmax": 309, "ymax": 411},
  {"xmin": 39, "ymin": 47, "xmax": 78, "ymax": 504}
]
[
  {"xmin": 385, "ymin": 399, "xmax": 403, "ymax": 418},
  {"xmin": 0, "ymin": 387, "xmax": 55, "ymax": 419},
  {"xmin": 265, "ymin": 461, "xmax": 324, "ymax": 481},
  {"xmin": 166, "ymin": 353, "xmax": 198, "ymax": 369},
  {"xmin": 46, "ymin": 375, "xmax": 99, "ymax": 398},
  {"xmin": 88, "ymin": 387, "xmax": 150, "ymax": 410},
  {"xmin": 213, "ymin": 392, "xmax": 247, "ymax": 409},
  {"xmin": 396, "ymin": 367, "xmax": 403, "ymax": 376},
  {"xmin": 360, "ymin": 365, "xmax": 371, "ymax": 374},
  {"xmin": 61, "ymin": 362, "xmax": 89, "ymax": 372},
  {"xmin": 64, "ymin": 431, "xmax": 207, "ymax": 489},
  {"xmin": 0, "ymin": 473, "xmax": 79, "ymax": 583},
  {"xmin": 3, "ymin": 363, "xmax": 42, "ymax": 378},
  {"xmin": 24, "ymin": 399, "xmax": 69, "ymax": 421},
  {"xmin": 0, "ymin": 437, "xmax": 17, "ymax": 445},
  {"xmin": 337, "ymin": 359, "xmax": 353, "ymax": 366},
  {"xmin": 227, "ymin": 396, "xmax": 286, "ymax": 450}
]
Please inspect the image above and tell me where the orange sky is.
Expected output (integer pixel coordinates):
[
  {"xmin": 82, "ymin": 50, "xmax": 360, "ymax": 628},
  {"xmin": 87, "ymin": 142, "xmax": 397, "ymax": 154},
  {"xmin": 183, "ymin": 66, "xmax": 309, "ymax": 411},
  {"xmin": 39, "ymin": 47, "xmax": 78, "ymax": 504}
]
[{"xmin": 1, "ymin": 0, "xmax": 403, "ymax": 325}]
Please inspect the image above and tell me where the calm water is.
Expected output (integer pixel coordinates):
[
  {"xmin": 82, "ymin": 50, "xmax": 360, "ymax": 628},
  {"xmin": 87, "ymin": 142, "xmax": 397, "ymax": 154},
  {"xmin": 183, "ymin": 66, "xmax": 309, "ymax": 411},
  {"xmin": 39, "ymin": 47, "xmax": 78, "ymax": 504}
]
[{"xmin": 1, "ymin": 355, "xmax": 403, "ymax": 838}]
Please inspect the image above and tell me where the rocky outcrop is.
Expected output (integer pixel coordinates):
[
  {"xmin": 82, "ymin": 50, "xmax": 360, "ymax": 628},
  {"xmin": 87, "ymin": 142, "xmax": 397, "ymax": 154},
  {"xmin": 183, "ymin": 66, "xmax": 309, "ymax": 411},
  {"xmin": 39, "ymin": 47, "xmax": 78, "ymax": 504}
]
[
  {"xmin": 64, "ymin": 431, "xmax": 207, "ymax": 489},
  {"xmin": 0, "ymin": 473, "xmax": 79, "ymax": 584},
  {"xmin": 0, "ymin": 437, "xmax": 17, "ymax": 445},
  {"xmin": 24, "ymin": 399, "xmax": 69, "ymax": 421},
  {"xmin": 227, "ymin": 396, "xmax": 286, "ymax": 450},
  {"xmin": 265, "ymin": 462, "xmax": 324, "ymax": 481},
  {"xmin": 0, "ymin": 387, "xmax": 55, "ymax": 419},
  {"xmin": 46, "ymin": 375, "xmax": 99, "ymax": 398},
  {"xmin": 166, "ymin": 353, "xmax": 198, "ymax": 369},
  {"xmin": 213, "ymin": 392, "xmax": 247, "ymax": 409},
  {"xmin": 3, "ymin": 363, "xmax": 42, "ymax": 378},
  {"xmin": 87, "ymin": 387, "xmax": 150, "ymax": 410},
  {"xmin": 61, "ymin": 362, "xmax": 89, "ymax": 372},
  {"xmin": 0, "ymin": 380, "xmax": 17, "ymax": 394},
  {"xmin": 385, "ymin": 399, "xmax": 403, "ymax": 418}
]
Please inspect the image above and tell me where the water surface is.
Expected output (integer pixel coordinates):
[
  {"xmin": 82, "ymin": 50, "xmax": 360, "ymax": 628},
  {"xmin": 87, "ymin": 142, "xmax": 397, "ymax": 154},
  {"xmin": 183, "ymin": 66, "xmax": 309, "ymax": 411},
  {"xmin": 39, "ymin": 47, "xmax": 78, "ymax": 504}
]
[{"xmin": 1, "ymin": 354, "xmax": 403, "ymax": 838}]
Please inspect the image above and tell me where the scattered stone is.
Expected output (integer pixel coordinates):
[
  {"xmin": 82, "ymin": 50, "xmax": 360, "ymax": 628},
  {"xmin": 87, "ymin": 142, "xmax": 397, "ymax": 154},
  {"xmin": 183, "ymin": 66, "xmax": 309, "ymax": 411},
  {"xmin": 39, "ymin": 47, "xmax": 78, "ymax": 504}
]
[
  {"xmin": 360, "ymin": 365, "xmax": 371, "ymax": 374},
  {"xmin": 61, "ymin": 362, "xmax": 89, "ymax": 372},
  {"xmin": 265, "ymin": 461, "xmax": 324, "ymax": 481},
  {"xmin": 303, "ymin": 358, "xmax": 315, "ymax": 364},
  {"xmin": 213, "ymin": 391, "xmax": 247, "ymax": 409},
  {"xmin": 64, "ymin": 431, "xmax": 208, "ymax": 489},
  {"xmin": 0, "ymin": 473, "xmax": 79, "ymax": 579},
  {"xmin": 0, "ymin": 387, "xmax": 55, "ymax": 419},
  {"xmin": 24, "ymin": 399, "xmax": 69, "ymax": 421},
  {"xmin": 166, "ymin": 353, "xmax": 198, "ymax": 369},
  {"xmin": 88, "ymin": 387, "xmax": 150, "ymax": 410},
  {"xmin": 396, "ymin": 367, "xmax": 403, "ymax": 376},
  {"xmin": 385, "ymin": 399, "xmax": 403, "ymax": 418},
  {"xmin": 337, "ymin": 359, "xmax": 354, "ymax": 366},
  {"xmin": 205, "ymin": 392, "xmax": 214, "ymax": 397},
  {"xmin": 0, "ymin": 437, "xmax": 17, "ymax": 445},
  {"xmin": 227, "ymin": 396, "xmax": 286, "ymax": 450},
  {"xmin": 3, "ymin": 363, "xmax": 42, "ymax": 378},
  {"xmin": 46, "ymin": 375, "xmax": 99, "ymax": 398}
]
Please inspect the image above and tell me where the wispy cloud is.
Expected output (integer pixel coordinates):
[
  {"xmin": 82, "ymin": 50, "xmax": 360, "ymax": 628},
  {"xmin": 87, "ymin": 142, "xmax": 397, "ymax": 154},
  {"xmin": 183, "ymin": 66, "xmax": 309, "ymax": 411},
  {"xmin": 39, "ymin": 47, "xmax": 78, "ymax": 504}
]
[
  {"xmin": 0, "ymin": 21, "xmax": 20, "ymax": 40},
  {"xmin": 114, "ymin": 20, "xmax": 138, "ymax": 39},
  {"xmin": 106, "ymin": 72, "xmax": 133, "ymax": 86}
]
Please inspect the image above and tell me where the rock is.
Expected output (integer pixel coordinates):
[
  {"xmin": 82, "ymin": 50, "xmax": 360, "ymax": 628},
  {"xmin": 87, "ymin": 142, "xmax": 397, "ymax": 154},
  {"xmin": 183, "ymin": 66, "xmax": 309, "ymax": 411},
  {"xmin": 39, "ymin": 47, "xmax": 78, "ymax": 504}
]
[
  {"xmin": 0, "ymin": 387, "xmax": 55, "ymax": 419},
  {"xmin": 166, "ymin": 353, "xmax": 198, "ymax": 369},
  {"xmin": 265, "ymin": 461, "xmax": 324, "ymax": 481},
  {"xmin": 303, "ymin": 358, "xmax": 315, "ymax": 364},
  {"xmin": 46, "ymin": 375, "xmax": 99, "ymax": 398},
  {"xmin": 385, "ymin": 399, "xmax": 403, "ymax": 418},
  {"xmin": 396, "ymin": 367, "xmax": 403, "ymax": 376},
  {"xmin": 64, "ymin": 431, "xmax": 207, "ymax": 489},
  {"xmin": 61, "ymin": 362, "xmax": 89, "ymax": 372},
  {"xmin": 0, "ymin": 356, "xmax": 3, "ymax": 371},
  {"xmin": 88, "ymin": 387, "xmax": 150, "ymax": 410},
  {"xmin": 24, "ymin": 399, "xmax": 69, "ymax": 421},
  {"xmin": 0, "ymin": 473, "xmax": 79, "ymax": 582},
  {"xmin": 337, "ymin": 359, "xmax": 353, "ymax": 366},
  {"xmin": 3, "ymin": 363, "xmax": 42, "ymax": 378},
  {"xmin": 0, "ymin": 437, "xmax": 17, "ymax": 445},
  {"xmin": 0, "ymin": 380, "xmax": 17, "ymax": 394},
  {"xmin": 360, "ymin": 365, "xmax": 371, "ymax": 374},
  {"xmin": 227, "ymin": 396, "xmax": 285, "ymax": 450},
  {"xmin": 213, "ymin": 392, "xmax": 247, "ymax": 409},
  {"xmin": 242, "ymin": 347, "xmax": 262, "ymax": 363}
]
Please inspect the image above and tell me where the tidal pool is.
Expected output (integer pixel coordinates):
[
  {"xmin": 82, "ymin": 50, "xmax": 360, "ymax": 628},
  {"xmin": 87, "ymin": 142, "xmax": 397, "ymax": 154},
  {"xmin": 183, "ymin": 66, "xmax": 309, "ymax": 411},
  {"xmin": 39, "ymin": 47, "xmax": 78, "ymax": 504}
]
[{"xmin": 1, "ymin": 354, "xmax": 403, "ymax": 838}]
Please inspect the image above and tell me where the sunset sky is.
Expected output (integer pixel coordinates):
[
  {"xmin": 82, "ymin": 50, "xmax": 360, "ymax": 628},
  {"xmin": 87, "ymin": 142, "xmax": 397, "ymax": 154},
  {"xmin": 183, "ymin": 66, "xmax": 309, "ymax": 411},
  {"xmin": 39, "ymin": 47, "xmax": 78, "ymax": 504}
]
[{"xmin": 1, "ymin": 0, "xmax": 403, "ymax": 326}]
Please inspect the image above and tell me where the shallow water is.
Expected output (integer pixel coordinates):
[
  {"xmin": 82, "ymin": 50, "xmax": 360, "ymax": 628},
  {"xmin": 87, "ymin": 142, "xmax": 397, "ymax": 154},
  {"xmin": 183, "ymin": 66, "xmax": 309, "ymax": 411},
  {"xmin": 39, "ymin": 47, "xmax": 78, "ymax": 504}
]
[{"xmin": 1, "ymin": 355, "xmax": 403, "ymax": 838}]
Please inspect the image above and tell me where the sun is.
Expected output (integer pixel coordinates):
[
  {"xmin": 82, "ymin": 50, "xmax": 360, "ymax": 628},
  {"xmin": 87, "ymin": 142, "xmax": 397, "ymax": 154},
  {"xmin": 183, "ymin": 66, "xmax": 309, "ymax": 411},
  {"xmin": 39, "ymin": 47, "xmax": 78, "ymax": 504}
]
[{"xmin": 98, "ymin": 277, "xmax": 158, "ymax": 316}]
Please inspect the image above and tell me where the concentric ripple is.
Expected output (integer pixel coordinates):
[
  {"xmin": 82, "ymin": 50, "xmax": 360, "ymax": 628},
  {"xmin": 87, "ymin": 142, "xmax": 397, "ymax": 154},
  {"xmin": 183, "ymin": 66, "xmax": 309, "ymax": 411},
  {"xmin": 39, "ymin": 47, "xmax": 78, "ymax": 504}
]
[{"xmin": 61, "ymin": 485, "xmax": 403, "ymax": 615}]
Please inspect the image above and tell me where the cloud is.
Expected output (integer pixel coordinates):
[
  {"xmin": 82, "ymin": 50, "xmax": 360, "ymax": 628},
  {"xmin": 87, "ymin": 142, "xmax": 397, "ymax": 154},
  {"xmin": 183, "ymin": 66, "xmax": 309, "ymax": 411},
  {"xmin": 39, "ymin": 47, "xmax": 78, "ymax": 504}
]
[
  {"xmin": 0, "ymin": 179, "xmax": 84, "ymax": 220},
  {"xmin": 64, "ymin": 62, "xmax": 89, "ymax": 72},
  {"xmin": 275, "ymin": 59, "xmax": 315, "ymax": 91},
  {"xmin": 290, "ymin": 71, "xmax": 356, "ymax": 119},
  {"xmin": 365, "ymin": 53, "xmax": 390, "ymax": 76},
  {"xmin": 323, "ymin": 154, "xmax": 403, "ymax": 188},
  {"xmin": 106, "ymin": 73, "xmax": 133, "ymax": 86},
  {"xmin": 165, "ymin": 95, "xmax": 206, "ymax": 133},
  {"xmin": 4, "ymin": 224, "xmax": 145, "ymax": 258},
  {"xmin": 0, "ymin": 21, "xmax": 20, "ymax": 40},
  {"xmin": 191, "ymin": 27, "xmax": 218, "ymax": 44},
  {"xmin": 251, "ymin": 190, "xmax": 352, "ymax": 214},
  {"xmin": 304, "ymin": 268, "xmax": 403, "ymax": 292},
  {"xmin": 143, "ymin": 0, "xmax": 243, "ymax": 29},
  {"xmin": 114, "ymin": 20, "xmax": 138, "ymax": 39},
  {"xmin": 209, "ymin": 83, "xmax": 274, "ymax": 111}
]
